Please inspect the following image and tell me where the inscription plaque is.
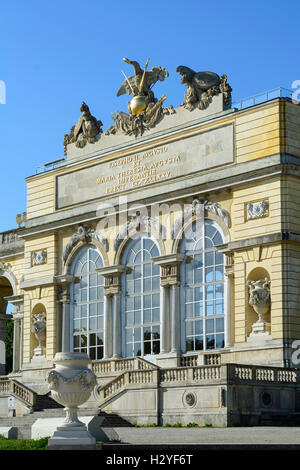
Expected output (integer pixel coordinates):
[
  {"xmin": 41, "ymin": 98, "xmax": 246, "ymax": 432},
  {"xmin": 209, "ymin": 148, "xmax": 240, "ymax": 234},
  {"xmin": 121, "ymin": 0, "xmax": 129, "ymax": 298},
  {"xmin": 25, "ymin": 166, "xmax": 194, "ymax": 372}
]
[{"xmin": 56, "ymin": 124, "xmax": 234, "ymax": 209}]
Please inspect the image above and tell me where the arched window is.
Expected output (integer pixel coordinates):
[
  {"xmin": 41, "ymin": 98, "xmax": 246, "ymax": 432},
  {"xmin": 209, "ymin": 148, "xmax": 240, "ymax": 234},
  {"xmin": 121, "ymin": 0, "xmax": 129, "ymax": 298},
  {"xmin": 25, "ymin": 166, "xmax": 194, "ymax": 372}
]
[
  {"xmin": 70, "ymin": 245, "xmax": 104, "ymax": 360},
  {"xmin": 121, "ymin": 236, "xmax": 160, "ymax": 358},
  {"xmin": 180, "ymin": 220, "xmax": 225, "ymax": 352}
]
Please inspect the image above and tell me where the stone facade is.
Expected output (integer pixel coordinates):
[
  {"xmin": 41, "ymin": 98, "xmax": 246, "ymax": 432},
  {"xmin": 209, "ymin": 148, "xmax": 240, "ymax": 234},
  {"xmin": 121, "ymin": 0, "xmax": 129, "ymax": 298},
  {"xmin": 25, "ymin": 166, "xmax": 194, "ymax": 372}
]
[{"xmin": 1, "ymin": 87, "xmax": 300, "ymax": 425}]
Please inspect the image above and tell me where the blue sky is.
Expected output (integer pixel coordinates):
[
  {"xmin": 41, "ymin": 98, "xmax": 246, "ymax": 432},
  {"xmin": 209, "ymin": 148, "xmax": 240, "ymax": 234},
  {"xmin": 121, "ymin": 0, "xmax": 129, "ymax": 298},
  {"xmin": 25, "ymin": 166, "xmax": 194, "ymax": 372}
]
[{"xmin": 1, "ymin": 0, "xmax": 299, "ymax": 232}]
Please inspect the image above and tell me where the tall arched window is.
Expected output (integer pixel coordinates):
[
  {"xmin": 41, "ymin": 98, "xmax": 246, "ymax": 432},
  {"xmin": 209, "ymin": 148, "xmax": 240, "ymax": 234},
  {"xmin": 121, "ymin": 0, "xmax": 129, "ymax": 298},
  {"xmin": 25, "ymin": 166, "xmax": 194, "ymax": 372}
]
[
  {"xmin": 70, "ymin": 245, "xmax": 104, "ymax": 360},
  {"xmin": 180, "ymin": 220, "xmax": 225, "ymax": 352},
  {"xmin": 121, "ymin": 236, "xmax": 160, "ymax": 358}
]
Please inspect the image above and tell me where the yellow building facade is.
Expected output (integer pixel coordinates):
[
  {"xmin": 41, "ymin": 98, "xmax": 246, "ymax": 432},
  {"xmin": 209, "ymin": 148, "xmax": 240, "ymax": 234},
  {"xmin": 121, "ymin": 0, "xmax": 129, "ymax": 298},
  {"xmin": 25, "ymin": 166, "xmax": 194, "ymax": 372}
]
[{"xmin": 1, "ymin": 81, "xmax": 300, "ymax": 426}]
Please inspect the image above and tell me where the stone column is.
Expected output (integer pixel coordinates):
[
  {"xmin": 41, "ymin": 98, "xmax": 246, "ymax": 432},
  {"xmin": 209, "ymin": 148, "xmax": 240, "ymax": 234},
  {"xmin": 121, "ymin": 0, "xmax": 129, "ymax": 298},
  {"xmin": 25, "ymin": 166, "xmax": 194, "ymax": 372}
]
[
  {"xmin": 97, "ymin": 265, "xmax": 125, "ymax": 359},
  {"xmin": 160, "ymin": 285, "xmax": 169, "ymax": 354},
  {"xmin": 4, "ymin": 294, "xmax": 24, "ymax": 373},
  {"xmin": 153, "ymin": 254, "xmax": 184, "ymax": 366},
  {"xmin": 55, "ymin": 275, "xmax": 78, "ymax": 353},
  {"xmin": 171, "ymin": 284, "xmax": 180, "ymax": 353},
  {"xmin": 103, "ymin": 294, "xmax": 112, "ymax": 359},
  {"xmin": 224, "ymin": 259, "xmax": 234, "ymax": 348}
]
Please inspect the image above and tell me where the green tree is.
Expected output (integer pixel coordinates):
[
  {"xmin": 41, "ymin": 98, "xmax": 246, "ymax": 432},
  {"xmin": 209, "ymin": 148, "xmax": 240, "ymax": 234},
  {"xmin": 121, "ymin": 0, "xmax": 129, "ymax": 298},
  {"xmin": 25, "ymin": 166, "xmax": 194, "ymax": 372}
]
[{"xmin": 5, "ymin": 318, "xmax": 13, "ymax": 374}]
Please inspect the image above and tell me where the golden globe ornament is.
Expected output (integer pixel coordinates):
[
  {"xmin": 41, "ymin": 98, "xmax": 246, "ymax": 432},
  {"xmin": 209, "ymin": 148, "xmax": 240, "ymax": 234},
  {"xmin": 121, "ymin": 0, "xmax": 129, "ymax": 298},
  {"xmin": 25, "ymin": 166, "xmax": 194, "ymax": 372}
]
[{"xmin": 129, "ymin": 94, "xmax": 147, "ymax": 115}]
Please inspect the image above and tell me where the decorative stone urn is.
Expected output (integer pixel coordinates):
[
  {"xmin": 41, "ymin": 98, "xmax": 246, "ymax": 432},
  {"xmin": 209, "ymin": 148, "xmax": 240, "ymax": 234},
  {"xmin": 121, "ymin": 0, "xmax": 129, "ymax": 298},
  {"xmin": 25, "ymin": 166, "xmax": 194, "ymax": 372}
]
[
  {"xmin": 46, "ymin": 352, "xmax": 97, "ymax": 447},
  {"xmin": 247, "ymin": 278, "xmax": 271, "ymax": 336}
]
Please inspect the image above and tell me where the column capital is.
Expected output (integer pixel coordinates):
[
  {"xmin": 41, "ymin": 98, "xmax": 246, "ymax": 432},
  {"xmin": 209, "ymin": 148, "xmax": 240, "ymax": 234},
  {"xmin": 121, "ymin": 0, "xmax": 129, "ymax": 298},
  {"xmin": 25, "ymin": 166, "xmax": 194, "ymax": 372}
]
[
  {"xmin": 153, "ymin": 254, "xmax": 184, "ymax": 287},
  {"xmin": 97, "ymin": 265, "xmax": 125, "ymax": 296}
]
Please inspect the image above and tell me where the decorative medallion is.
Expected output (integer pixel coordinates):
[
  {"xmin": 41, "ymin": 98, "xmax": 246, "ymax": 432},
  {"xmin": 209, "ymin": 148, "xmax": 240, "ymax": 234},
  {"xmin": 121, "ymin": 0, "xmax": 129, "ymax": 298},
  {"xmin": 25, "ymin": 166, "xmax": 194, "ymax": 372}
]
[
  {"xmin": 247, "ymin": 200, "xmax": 268, "ymax": 220},
  {"xmin": 183, "ymin": 391, "xmax": 197, "ymax": 408},
  {"xmin": 32, "ymin": 250, "xmax": 47, "ymax": 266}
]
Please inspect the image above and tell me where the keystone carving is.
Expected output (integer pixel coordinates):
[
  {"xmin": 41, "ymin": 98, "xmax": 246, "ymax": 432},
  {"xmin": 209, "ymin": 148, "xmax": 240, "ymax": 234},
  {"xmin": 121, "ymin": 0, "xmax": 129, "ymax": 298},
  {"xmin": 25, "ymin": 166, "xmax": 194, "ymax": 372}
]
[
  {"xmin": 114, "ymin": 215, "xmax": 166, "ymax": 251},
  {"xmin": 63, "ymin": 225, "xmax": 108, "ymax": 264}
]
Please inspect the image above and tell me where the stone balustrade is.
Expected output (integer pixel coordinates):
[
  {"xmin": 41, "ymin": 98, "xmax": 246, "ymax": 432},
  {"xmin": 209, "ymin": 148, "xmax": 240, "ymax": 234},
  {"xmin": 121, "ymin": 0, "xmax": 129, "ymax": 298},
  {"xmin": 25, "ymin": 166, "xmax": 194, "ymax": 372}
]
[
  {"xmin": 95, "ymin": 362, "xmax": 300, "ymax": 409},
  {"xmin": 92, "ymin": 356, "xmax": 157, "ymax": 376},
  {"xmin": 0, "ymin": 377, "xmax": 36, "ymax": 408},
  {"xmin": 229, "ymin": 364, "xmax": 298, "ymax": 384},
  {"xmin": 0, "ymin": 229, "xmax": 24, "ymax": 256}
]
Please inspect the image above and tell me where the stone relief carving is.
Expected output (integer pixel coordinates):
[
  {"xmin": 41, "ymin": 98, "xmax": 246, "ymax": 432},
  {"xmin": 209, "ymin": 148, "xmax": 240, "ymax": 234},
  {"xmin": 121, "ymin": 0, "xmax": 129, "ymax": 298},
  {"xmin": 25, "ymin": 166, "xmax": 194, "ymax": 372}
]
[
  {"xmin": 114, "ymin": 215, "xmax": 166, "ymax": 251},
  {"xmin": 16, "ymin": 212, "xmax": 27, "ymax": 228},
  {"xmin": 247, "ymin": 200, "xmax": 268, "ymax": 220},
  {"xmin": 62, "ymin": 225, "xmax": 108, "ymax": 264},
  {"xmin": 63, "ymin": 102, "xmax": 103, "ymax": 155},
  {"xmin": 32, "ymin": 312, "xmax": 46, "ymax": 355},
  {"xmin": 0, "ymin": 261, "xmax": 12, "ymax": 270},
  {"xmin": 171, "ymin": 199, "xmax": 230, "ymax": 239},
  {"xmin": 106, "ymin": 57, "xmax": 175, "ymax": 138},
  {"xmin": 32, "ymin": 250, "xmax": 47, "ymax": 266},
  {"xmin": 176, "ymin": 66, "xmax": 232, "ymax": 111},
  {"xmin": 183, "ymin": 391, "xmax": 197, "ymax": 408},
  {"xmin": 247, "ymin": 278, "xmax": 271, "ymax": 336}
]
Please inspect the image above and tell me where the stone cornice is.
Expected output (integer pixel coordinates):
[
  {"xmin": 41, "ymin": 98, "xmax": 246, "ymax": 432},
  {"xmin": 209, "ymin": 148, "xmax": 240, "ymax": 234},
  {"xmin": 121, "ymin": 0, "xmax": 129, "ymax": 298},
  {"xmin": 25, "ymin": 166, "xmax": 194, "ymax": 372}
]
[
  {"xmin": 217, "ymin": 231, "xmax": 300, "ymax": 254},
  {"xmin": 19, "ymin": 156, "xmax": 300, "ymax": 239}
]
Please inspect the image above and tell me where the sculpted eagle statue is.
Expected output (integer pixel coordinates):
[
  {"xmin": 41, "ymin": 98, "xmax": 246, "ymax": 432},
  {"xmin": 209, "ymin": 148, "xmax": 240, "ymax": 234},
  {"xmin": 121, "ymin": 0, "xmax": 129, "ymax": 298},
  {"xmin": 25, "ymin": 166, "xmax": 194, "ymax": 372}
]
[
  {"xmin": 117, "ymin": 58, "xmax": 169, "ymax": 105},
  {"xmin": 176, "ymin": 65, "xmax": 231, "ymax": 111}
]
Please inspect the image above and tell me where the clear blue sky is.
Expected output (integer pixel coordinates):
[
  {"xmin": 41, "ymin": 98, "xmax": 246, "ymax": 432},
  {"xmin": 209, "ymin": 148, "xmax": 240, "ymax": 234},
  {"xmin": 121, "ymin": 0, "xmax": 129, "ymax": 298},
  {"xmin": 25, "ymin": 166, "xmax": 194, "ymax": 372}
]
[{"xmin": 1, "ymin": 0, "xmax": 299, "ymax": 232}]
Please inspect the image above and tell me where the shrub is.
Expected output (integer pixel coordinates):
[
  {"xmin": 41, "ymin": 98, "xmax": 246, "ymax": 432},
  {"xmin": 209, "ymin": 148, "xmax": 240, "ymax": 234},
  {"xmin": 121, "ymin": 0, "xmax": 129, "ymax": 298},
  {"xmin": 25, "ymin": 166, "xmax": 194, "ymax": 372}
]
[{"xmin": 0, "ymin": 436, "xmax": 49, "ymax": 450}]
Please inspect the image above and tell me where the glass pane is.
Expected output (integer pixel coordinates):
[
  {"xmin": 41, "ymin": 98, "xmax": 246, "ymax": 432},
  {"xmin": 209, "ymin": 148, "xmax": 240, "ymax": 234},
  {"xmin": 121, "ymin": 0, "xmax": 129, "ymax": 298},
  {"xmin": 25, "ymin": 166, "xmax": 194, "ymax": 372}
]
[
  {"xmin": 206, "ymin": 319, "xmax": 214, "ymax": 334},
  {"xmin": 143, "ymin": 328, "xmax": 151, "ymax": 341},
  {"xmin": 195, "ymin": 286, "xmax": 203, "ymax": 301},
  {"xmin": 89, "ymin": 273, "xmax": 97, "ymax": 286},
  {"xmin": 215, "ymin": 283, "xmax": 224, "ymax": 298},
  {"xmin": 152, "ymin": 294, "xmax": 160, "ymax": 308},
  {"xmin": 195, "ymin": 319, "xmax": 203, "ymax": 335},
  {"xmin": 144, "ymin": 341, "xmax": 151, "ymax": 355},
  {"xmin": 205, "ymin": 237, "xmax": 213, "ymax": 249},
  {"xmin": 125, "ymin": 328, "xmax": 132, "ymax": 343},
  {"xmin": 126, "ymin": 280, "xmax": 134, "ymax": 294},
  {"xmin": 144, "ymin": 263, "xmax": 152, "ymax": 277},
  {"xmin": 73, "ymin": 335, "xmax": 80, "ymax": 349},
  {"xmin": 89, "ymin": 317, "xmax": 97, "ymax": 330},
  {"xmin": 213, "ymin": 231, "xmax": 223, "ymax": 245},
  {"xmin": 152, "ymin": 264, "xmax": 160, "ymax": 276},
  {"xmin": 144, "ymin": 309, "xmax": 152, "ymax": 323},
  {"xmin": 206, "ymin": 301, "xmax": 214, "ymax": 316},
  {"xmin": 134, "ymin": 296, "xmax": 141, "ymax": 309},
  {"xmin": 97, "ymin": 302, "xmax": 103, "ymax": 315},
  {"xmin": 81, "ymin": 318, "xmax": 87, "ymax": 331},
  {"xmin": 134, "ymin": 343, "xmax": 142, "ymax": 356},
  {"xmin": 97, "ymin": 332, "xmax": 103, "ymax": 345},
  {"xmin": 144, "ymin": 295, "xmax": 151, "ymax": 308},
  {"xmin": 186, "ymin": 338, "xmax": 194, "ymax": 352},
  {"xmin": 216, "ymin": 334, "xmax": 224, "ymax": 349},
  {"xmin": 134, "ymin": 327, "xmax": 141, "ymax": 342},
  {"xmin": 186, "ymin": 287, "xmax": 193, "ymax": 302},
  {"xmin": 143, "ymin": 278, "xmax": 151, "ymax": 291},
  {"xmin": 134, "ymin": 310, "xmax": 141, "ymax": 324},
  {"xmin": 126, "ymin": 297, "xmax": 134, "ymax": 311},
  {"xmin": 81, "ymin": 304, "xmax": 87, "ymax": 317},
  {"xmin": 205, "ymin": 285, "xmax": 214, "ymax": 300},
  {"xmin": 73, "ymin": 320, "xmax": 80, "ymax": 333},
  {"xmin": 81, "ymin": 289, "xmax": 87, "ymax": 302},
  {"xmin": 89, "ymin": 303, "xmax": 96, "ymax": 315},
  {"xmin": 134, "ymin": 280, "xmax": 141, "ymax": 292},
  {"xmin": 216, "ymin": 298, "xmax": 224, "ymax": 315},
  {"xmin": 89, "ymin": 333, "xmax": 96, "ymax": 347},
  {"xmin": 97, "ymin": 316, "xmax": 103, "ymax": 330},
  {"xmin": 195, "ymin": 336, "xmax": 203, "ymax": 351},
  {"xmin": 186, "ymin": 321, "xmax": 193, "ymax": 336},
  {"xmin": 89, "ymin": 348, "xmax": 96, "ymax": 360},
  {"xmin": 206, "ymin": 335, "xmax": 215, "ymax": 350},
  {"xmin": 215, "ymin": 266, "xmax": 224, "ymax": 281},
  {"xmin": 152, "ymin": 276, "xmax": 160, "ymax": 290},
  {"xmin": 152, "ymin": 325, "xmax": 160, "ymax": 338},
  {"xmin": 205, "ymin": 252, "xmax": 214, "ymax": 266},
  {"xmin": 126, "ymin": 343, "xmax": 132, "ymax": 357},
  {"xmin": 186, "ymin": 303, "xmax": 193, "ymax": 318},
  {"xmin": 126, "ymin": 311, "xmax": 133, "ymax": 326},
  {"xmin": 134, "ymin": 265, "xmax": 142, "ymax": 279},
  {"xmin": 216, "ymin": 318, "xmax": 224, "ymax": 332},
  {"xmin": 205, "ymin": 267, "xmax": 214, "ymax": 282},
  {"xmin": 152, "ymin": 308, "xmax": 160, "ymax": 322},
  {"xmin": 153, "ymin": 341, "xmax": 160, "ymax": 354}
]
